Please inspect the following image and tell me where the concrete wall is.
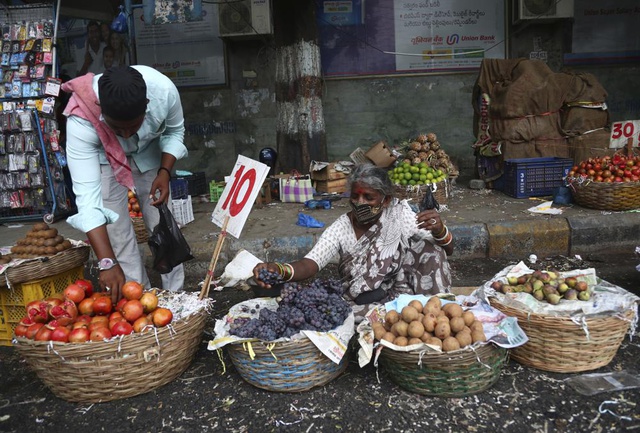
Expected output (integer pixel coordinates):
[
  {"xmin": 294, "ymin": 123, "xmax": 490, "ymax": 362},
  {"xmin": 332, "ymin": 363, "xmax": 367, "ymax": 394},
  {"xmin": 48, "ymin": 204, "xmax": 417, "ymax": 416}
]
[{"xmin": 173, "ymin": 26, "xmax": 640, "ymax": 183}]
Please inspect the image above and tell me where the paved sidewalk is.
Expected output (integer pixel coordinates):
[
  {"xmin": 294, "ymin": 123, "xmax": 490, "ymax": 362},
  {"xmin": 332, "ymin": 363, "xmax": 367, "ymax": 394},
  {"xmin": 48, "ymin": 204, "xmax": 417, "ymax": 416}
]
[{"xmin": 1, "ymin": 180, "xmax": 639, "ymax": 271}]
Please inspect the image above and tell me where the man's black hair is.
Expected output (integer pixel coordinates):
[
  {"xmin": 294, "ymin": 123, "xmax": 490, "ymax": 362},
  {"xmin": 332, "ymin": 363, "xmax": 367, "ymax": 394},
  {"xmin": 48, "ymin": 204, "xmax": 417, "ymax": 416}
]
[{"xmin": 98, "ymin": 66, "xmax": 147, "ymax": 121}]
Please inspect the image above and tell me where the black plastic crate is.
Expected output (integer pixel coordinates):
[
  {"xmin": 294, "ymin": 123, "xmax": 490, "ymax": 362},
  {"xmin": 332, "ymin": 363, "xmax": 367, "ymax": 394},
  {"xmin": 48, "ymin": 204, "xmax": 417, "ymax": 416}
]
[
  {"xmin": 177, "ymin": 172, "xmax": 207, "ymax": 196},
  {"xmin": 498, "ymin": 157, "xmax": 574, "ymax": 198},
  {"xmin": 170, "ymin": 178, "xmax": 189, "ymax": 199}
]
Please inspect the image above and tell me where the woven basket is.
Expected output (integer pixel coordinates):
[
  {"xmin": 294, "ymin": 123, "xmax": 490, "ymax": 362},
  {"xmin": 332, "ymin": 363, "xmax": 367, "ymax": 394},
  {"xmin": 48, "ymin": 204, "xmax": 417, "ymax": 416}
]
[
  {"xmin": 489, "ymin": 298, "xmax": 635, "ymax": 373},
  {"xmin": 0, "ymin": 245, "xmax": 90, "ymax": 288},
  {"xmin": 378, "ymin": 343, "xmax": 508, "ymax": 397},
  {"xmin": 394, "ymin": 179, "xmax": 450, "ymax": 206},
  {"xmin": 132, "ymin": 217, "xmax": 149, "ymax": 244},
  {"xmin": 227, "ymin": 337, "xmax": 349, "ymax": 392},
  {"xmin": 570, "ymin": 180, "xmax": 640, "ymax": 211},
  {"xmin": 13, "ymin": 306, "xmax": 207, "ymax": 403}
]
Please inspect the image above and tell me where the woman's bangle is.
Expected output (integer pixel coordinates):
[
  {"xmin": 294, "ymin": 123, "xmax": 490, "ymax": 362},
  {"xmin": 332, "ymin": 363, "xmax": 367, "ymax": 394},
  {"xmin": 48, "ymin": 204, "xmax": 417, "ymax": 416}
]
[
  {"xmin": 436, "ymin": 231, "xmax": 453, "ymax": 247},
  {"xmin": 433, "ymin": 226, "xmax": 449, "ymax": 241},
  {"xmin": 432, "ymin": 225, "xmax": 447, "ymax": 239},
  {"xmin": 157, "ymin": 166, "xmax": 171, "ymax": 179},
  {"xmin": 275, "ymin": 262, "xmax": 285, "ymax": 278},
  {"xmin": 284, "ymin": 263, "xmax": 295, "ymax": 282}
]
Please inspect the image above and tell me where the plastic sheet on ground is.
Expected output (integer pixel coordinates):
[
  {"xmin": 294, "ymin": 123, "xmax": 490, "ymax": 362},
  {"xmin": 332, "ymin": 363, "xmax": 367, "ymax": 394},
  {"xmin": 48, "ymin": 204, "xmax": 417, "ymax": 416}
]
[{"xmin": 208, "ymin": 297, "xmax": 355, "ymax": 365}]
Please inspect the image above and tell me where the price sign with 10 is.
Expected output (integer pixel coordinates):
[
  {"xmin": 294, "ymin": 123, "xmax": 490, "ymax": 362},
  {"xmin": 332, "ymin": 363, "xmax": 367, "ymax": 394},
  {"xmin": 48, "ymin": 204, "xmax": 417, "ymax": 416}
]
[{"xmin": 211, "ymin": 155, "xmax": 270, "ymax": 239}]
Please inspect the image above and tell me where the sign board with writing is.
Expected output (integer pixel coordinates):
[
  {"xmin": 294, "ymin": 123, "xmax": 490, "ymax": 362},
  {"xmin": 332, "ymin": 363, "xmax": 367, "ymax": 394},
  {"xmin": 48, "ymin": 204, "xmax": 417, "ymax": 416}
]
[
  {"xmin": 317, "ymin": 0, "xmax": 505, "ymax": 77},
  {"xmin": 211, "ymin": 156, "xmax": 270, "ymax": 239},
  {"xmin": 133, "ymin": 3, "xmax": 226, "ymax": 87},
  {"xmin": 610, "ymin": 120, "xmax": 640, "ymax": 149}
]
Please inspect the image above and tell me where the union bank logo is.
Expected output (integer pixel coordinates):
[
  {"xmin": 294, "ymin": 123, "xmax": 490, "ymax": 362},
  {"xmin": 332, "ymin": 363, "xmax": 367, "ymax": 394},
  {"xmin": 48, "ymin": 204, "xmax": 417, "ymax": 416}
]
[{"xmin": 446, "ymin": 34, "xmax": 459, "ymax": 45}]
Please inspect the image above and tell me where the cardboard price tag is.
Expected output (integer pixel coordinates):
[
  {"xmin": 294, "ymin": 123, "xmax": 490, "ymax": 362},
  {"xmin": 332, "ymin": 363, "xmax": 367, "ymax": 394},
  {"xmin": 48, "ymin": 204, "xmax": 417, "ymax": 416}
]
[{"xmin": 610, "ymin": 120, "xmax": 640, "ymax": 149}]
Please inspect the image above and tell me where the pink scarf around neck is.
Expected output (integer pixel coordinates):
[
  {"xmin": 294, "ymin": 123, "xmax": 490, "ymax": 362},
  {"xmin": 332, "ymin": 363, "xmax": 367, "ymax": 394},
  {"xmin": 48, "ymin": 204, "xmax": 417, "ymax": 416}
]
[{"xmin": 62, "ymin": 73, "xmax": 136, "ymax": 193}]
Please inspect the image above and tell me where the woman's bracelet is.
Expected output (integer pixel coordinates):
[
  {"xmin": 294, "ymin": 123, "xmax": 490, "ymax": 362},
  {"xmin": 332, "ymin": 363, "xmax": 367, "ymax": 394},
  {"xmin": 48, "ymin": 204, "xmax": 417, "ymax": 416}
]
[
  {"xmin": 157, "ymin": 166, "xmax": 171, "ymax": 179},
  {"xmin": 284, "ymin": 263, "xmax": 295, "ymax": 282},
  {"xmin": 433, "ymin": 225, "xmax": 449, "ymax": 241},
  {"xmin": 436, "ymin": 231, "xmax": 453, "ymax": 247}
]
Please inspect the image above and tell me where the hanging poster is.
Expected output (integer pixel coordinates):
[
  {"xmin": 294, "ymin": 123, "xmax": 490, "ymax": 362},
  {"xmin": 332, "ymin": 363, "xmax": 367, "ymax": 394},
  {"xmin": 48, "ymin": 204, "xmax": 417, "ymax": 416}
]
[
  {"xmin": 133, "ymin": 3, "xmax": 225, "ymax": 87},
  {"xmin": 566, "ymin": 0, "xmax": 640, "ymax": 65},
  {"xmin": 317, "ymin": 0, "xmax": 505, "ymax": 77}
]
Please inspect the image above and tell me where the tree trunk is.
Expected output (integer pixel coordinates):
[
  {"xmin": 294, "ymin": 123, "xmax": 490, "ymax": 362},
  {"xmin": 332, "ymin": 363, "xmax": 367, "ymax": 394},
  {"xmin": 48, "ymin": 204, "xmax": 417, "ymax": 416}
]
[{"xmin": 273, "ymin": 0, "xmax": 327, "ymax": 175}]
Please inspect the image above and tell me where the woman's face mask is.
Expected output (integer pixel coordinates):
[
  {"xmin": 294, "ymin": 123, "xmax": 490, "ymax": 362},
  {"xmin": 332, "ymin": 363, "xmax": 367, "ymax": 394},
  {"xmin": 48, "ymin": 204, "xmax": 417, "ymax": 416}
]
[{"xmin": 350, "ymin": 199, "xmax": 384, "ymax": 224}]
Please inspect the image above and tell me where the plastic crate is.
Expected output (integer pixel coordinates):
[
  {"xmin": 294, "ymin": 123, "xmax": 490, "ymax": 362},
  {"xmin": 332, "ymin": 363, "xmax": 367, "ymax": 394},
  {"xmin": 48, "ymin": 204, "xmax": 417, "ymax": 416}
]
[
  {"xmin": 177, "ymin": 172, "xmax": 207, "ymax": 196},
  {"xmin": 210, "ymin": 181, "xmax": 225, "ymax": 203},
  {"xmin": 170, "ymin": 178, "xmax": 189, "ymax": 199},
  {"xmin": 171, "ymin": 195, "xmax": 194, "ymax": 226},
  {"xmin": 0, "ymin": 265, "xmax": 85, "ymax": 346},
  {"xmin": 498, "ymin": 157, "xmax": 574, "ymax": 198}
]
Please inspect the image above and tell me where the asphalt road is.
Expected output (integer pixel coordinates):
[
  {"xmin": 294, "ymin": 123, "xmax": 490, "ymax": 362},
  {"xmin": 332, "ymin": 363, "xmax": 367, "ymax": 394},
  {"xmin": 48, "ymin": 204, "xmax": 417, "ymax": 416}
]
[{"xmin": 0, "ymin": 252, "xmax": 638, "ymax": 433}]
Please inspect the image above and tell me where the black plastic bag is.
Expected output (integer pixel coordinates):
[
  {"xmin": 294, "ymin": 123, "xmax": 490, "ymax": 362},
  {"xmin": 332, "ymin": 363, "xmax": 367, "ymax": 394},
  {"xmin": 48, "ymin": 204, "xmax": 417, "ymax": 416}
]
[
  {"xmin": 420, "ymin": 185, "xmax": 440, "ymax": 211},
  {"xmin": 148, "ymin": 202, "xmax": 194, "ymax": 274}
]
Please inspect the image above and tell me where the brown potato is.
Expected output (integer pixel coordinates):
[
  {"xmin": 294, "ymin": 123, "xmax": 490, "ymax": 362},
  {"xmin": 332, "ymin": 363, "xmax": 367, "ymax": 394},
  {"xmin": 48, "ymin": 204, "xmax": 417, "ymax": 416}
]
[
  {"xmin": 401, "ymin": 305, "xmax": 419, "ymax": 323},
  {"xmin": 470, "ymin": 321, "xmax": 484, "ymax": 332},
  {"xmin": 391, "ymin": 321, "xmax": 409, "ymax": 337},
  {"xmin": 442, "ymin": 336, "xmax": 461, "ymax": 352},
  {"xmin": 471, "ymin": 329, "xmax": 487, "ymax": 343},
  {"xmin": 434, "ymin": 321, "xmax": 451, "ymax": 340},
  {"xmin": 456, "ymin": 331, "xmax": 472, "ymax": 348},
  {"xmin": 408, "ymin": 299, "xmax": 423, "ymax": 311},
  {"xmin": 408, "ymin": 337, "xmax": 423, "ymax": 346},
  {"xmin": 426, "ymin": 296, "xmax": 442, "ymax": 310},
  {"xmin": 407, "ymin": 320, "xmax": 425, "ymax": 338},
  {"xmin": 372, "ymin": 322, "xmax": 386, "ymax": 341},
  {"xmin": 442, "ymin": 302, "xmax": 463, "ymax": 319},
  {"xmin": 462, "ymin": 311, "xmax": 476, "ymax": 327},
  {"xmin": 382, "ymin": 332, "xmax": 396, "ymax": 343},
  {"xmin": 421, "ymin": 313, "xmax": 437, "ymax": 333},
  {"xmin": 449, "ymin": 316, "xmax": 465, "ymax": 333},
  {"xmin": 385, "ymin": 310, "xmax": 400, "ymax": 326},
  {"xmin": 426, "ymin": 337, "xmax": 443, "ymax": 348},
  {"xmin": 393, "ymin": 336, "xmax": 408, "ymax": 347}
]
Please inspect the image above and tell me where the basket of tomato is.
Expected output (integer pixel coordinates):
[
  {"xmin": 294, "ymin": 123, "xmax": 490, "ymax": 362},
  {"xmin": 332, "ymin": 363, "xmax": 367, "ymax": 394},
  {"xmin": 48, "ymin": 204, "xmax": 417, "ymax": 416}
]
[
  {"xmin": 12, "ymin": 280, "xmax": 211, "ymax": 403},
  {"xmin": 567, "ymin": 155, "xmax": 640, "ymax": 211}
]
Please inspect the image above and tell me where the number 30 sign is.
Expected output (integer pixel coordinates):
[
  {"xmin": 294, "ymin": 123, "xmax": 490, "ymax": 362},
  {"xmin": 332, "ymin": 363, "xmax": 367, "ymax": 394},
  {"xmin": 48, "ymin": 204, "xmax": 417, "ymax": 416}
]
[
  {"xmin": 610, "ymin": 120, "xmax": 640, "ymax": 149},
  {"xmin": 211, "ymin": 155, "xmax": 270, "ymax": 239}
]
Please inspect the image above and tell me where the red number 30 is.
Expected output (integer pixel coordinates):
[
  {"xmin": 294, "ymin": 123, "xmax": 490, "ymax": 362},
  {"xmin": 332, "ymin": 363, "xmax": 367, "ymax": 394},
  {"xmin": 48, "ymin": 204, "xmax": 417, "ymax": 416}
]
[
  {"xmin": 611, "ymin": 122, "xmax": 635, "ymax": 139},
  {"xmin": 222, "ymin": 164, "xmax": 256, "ymax": 217}
]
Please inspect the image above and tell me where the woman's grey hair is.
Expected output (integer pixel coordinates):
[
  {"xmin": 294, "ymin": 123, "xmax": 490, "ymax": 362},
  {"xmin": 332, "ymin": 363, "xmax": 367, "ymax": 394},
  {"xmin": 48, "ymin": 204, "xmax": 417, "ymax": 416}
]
[{"xmin": 348, "ymin": 163, "xmax": 395, "ymax": 197}]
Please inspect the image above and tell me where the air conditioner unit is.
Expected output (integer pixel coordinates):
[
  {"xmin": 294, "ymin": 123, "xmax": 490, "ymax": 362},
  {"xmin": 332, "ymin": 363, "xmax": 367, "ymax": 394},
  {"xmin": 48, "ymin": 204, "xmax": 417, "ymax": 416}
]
[
  {"xmin": 218, "ymin": 0, "xmax": 273, "ymax": 37},
  {"xmin": 514, "ymin": 0, "xmax": 574, "ymax": 22}
]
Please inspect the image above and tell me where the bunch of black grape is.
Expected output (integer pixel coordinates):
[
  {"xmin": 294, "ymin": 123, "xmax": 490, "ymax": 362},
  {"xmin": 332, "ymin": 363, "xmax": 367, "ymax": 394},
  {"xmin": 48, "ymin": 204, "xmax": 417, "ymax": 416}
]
[
  {"xmin": 258, "ymin": 268, "xmax": 283, "ymax": 285},
  {"xmin": 229, "ymin": 278, "xmax": 350, "ymax": 341}
]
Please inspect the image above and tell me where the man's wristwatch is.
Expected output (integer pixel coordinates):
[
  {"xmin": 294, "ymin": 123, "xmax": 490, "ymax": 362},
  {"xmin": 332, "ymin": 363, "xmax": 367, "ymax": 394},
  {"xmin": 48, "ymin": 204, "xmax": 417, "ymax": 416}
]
[{"xmin": 98, "ymin": 258, "xmax": 119, "ymax": 271}]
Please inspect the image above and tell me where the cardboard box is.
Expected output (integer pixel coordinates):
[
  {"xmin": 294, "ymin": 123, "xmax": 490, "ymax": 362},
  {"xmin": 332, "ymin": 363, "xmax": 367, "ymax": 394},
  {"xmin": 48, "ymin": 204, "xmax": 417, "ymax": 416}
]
[
  {"xmin": 310, "ymin": 161, "xmax": 352, "ymax": 181},
  {"xmin": 314, "ymin": 178, "xmax": 348, "ymax": 194},
  {"xmin": 364, "ymin": 141, "xmax": 396, "ymax": 168}
]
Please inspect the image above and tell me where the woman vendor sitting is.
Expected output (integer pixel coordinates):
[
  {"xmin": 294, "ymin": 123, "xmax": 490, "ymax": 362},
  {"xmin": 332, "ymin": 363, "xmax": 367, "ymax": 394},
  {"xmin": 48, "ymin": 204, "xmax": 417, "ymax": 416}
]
[{"xmin": 253, "ymin": 163, "xmax": 453, "ymax": 317}]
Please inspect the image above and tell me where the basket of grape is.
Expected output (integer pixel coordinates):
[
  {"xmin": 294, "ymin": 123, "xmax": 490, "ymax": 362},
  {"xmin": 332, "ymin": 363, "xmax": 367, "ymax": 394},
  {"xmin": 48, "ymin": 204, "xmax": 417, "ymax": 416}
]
[{"xmin": 208, "ymin": 276, "xmax": 355, "ymax": 392}]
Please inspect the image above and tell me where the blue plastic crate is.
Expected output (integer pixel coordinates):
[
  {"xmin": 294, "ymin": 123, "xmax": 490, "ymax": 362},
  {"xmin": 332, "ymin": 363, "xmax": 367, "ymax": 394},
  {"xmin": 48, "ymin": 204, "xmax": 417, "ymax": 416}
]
[
  {"xmin": 499, "ymin": 157, "xmax": 574, "ymax": 198},
  {"xmin": 177, "ymin": 172, "xmax": 207, "ymax": 196},
  {"xmin": 170, "ymin": 178, "xmax": 189, "ymax": 199}
]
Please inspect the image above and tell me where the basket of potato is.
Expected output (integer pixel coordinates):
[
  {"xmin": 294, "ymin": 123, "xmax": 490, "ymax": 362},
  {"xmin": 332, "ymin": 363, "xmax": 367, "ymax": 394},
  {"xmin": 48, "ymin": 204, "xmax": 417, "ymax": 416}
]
[{"xmin": 373, "ymin": 296, "xmax": 509, "ymax": 397}]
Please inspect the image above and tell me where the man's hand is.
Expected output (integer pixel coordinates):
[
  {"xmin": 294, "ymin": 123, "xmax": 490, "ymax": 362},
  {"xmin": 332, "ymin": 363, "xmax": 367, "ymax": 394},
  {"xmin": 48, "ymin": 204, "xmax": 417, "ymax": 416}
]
[
  {"xmin": 150, "ymin": 170, "xmax": 170, "ymax": 206},
  {"xmin": 99, "ymin": 266, "xmax": 126, "ymax": 304}
]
